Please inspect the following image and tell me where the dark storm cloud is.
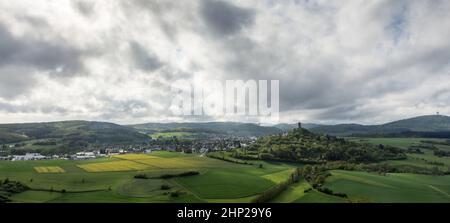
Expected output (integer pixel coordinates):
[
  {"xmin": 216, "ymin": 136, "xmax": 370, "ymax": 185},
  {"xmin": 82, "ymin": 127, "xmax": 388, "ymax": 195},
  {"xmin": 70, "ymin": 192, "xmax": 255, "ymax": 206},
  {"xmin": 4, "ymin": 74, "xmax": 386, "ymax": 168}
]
[
  {"xmin": 0, "ymin": 23, "xmax": 84, "ymax": 75},
  {"xmin": 1, "ymin": 0, "xmax": 450, "ymax": 124},
  {"xmin": 129, "ymin": 41, "xmax": 163, "ymax": 72},
  {"xmin": 0, "ymin": 23, "xmax": 88, "ymax": 99},
  {"xmin": 311, "ymin": 103, "xmax": 382, "ymax": 123},
  {"xmin": 0, "ymin": 67, "xmax": 36, "ymax": 99},
  {"xmin": 200, "ymin": 0, "xmax": 255, "ymax": 37},
  {"xmin": 73, "ymin": 1, "xmax": 95, "ymax": 16},
  {"xmin": 215, "ymin": 36, "xmax": 355, "ymax": 112}
]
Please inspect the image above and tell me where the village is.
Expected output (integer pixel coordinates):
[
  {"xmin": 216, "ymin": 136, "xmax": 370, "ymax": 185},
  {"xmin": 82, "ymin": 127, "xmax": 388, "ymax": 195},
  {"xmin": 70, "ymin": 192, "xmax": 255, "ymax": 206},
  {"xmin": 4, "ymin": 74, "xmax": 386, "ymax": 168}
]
[{"xmin": 0, "ymin": 135, "xmax": 257, "ymax": 161}]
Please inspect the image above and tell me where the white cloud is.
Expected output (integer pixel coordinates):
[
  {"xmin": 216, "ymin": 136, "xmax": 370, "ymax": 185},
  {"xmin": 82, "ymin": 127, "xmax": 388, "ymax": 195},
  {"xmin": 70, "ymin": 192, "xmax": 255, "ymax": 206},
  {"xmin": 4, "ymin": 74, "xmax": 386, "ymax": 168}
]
[{"xmin": 0, "ymin": 0, "xmax": 449, "ymax": 124}]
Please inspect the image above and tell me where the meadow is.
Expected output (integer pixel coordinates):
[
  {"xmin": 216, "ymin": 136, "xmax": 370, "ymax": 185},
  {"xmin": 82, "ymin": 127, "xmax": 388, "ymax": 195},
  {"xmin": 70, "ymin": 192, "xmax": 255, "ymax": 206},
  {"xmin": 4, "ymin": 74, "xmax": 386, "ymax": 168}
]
[
  {"xmin": 324, "ymin": 170, "xmax": 450, "ymax": 203},
  {"xmin": 2, "ymin": 144, "xmax": 450, "ymax": 203},
  {"xmin": 0, "ymin": 151, "xmax": 296, "ymax": 203}
]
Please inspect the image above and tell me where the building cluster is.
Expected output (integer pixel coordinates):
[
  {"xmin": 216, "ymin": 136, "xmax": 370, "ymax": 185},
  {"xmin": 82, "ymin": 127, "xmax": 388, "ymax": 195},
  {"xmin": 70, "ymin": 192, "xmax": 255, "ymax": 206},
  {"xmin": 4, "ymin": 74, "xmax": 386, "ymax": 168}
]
[{"xmin": 0, "ymin": 136, "xmax": 259, "ymax": 162}]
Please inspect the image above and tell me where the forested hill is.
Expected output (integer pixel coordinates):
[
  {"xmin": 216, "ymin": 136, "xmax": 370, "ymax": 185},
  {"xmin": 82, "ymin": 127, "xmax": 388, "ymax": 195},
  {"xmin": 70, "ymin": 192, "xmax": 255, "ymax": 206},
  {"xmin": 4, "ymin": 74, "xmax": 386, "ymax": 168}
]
[
  {"xmin": 130, "ymin": 122, "xmax": 283, "ymax": 137},
  {"xmin": 0, "ymin": 121, "xmax": 149, "ymax": 144},
  {"xmin": 241, "ymin": 128, "xmax": 406, "ymax": 163},
  {"xmin": 309, "ymin": 115, "xmax": 450, "ymax": 136}
]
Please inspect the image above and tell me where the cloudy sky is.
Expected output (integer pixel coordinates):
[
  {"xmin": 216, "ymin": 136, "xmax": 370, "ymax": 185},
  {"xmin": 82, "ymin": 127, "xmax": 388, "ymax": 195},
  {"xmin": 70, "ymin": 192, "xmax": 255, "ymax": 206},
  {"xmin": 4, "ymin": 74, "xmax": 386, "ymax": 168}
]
[{"xmin": 0, "ymin": 0, "xmax": 449, "ymax": 125}]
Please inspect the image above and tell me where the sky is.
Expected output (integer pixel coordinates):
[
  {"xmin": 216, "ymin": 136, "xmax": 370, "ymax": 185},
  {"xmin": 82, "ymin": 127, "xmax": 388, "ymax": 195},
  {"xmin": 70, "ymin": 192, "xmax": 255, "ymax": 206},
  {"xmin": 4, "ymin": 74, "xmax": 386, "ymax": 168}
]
[{"xmin": 0, "ymin": 0, "xmax": 449, "ymax": 125}]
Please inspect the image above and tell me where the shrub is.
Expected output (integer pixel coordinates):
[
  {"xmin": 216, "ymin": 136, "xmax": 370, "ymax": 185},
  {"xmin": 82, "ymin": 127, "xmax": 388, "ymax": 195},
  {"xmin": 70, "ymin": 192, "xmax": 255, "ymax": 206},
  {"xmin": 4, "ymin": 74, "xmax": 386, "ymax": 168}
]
[
  {"xmin": 0, "ymin": 195, "xmax": 11, "ymax": 203},
  {"xmin": 170, "ymin": 191, "xmax": 180, "ymax": 197},
  {"xmin": 177, "ymin": 171, "xmax": 199, "ymax": 177},
  {"xmin": 134, "ymin": 174, "xmax": 148, "ymax": 179},
  {"xmin": 161, "ymin": 184, "xmax": 171, "ymax": 190},
  {"xmin": 159, "ymin": 171, "xmax": 200, "ymax": 179},
  {"xmin": 0, "ymin": 180, "xmax": 29, "ymax": 193}
]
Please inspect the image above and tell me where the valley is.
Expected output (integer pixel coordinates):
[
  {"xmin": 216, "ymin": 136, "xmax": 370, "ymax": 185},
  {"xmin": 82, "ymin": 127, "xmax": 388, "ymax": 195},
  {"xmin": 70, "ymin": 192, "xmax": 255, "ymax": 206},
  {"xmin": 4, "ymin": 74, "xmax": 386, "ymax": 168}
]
[{"xmin": 1, "ymin": 115, "xmax": 450, "ymax": 203}]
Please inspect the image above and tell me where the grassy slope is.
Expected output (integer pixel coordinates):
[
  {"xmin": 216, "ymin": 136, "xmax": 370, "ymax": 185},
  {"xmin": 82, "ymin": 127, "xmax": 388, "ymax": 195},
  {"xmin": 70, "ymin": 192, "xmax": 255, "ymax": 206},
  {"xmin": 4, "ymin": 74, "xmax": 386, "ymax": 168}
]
[
  {"xmin": 325, "ymin": 170, "xmax": 450, "ymax": 203},
  {"xmin": 175, "ymin": 169, "xmax": 275, "ymax": 199}
]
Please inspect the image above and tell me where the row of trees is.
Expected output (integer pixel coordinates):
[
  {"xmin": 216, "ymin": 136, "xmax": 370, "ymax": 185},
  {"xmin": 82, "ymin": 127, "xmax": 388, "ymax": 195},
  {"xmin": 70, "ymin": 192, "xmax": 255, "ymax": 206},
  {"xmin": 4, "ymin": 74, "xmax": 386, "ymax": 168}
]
[
  {"xmin": 301, "ymin": 162, "xmax": 448, "ymax": 177},
  {"xmin": 134, "ymin": 171, "xmax": 200, "ymax": 179},
  {"xmin": 207, "ymin": 152, "xmax": 254, "ymax": 165},
  {"xmin": 252, "ymin": 168, "xmax": 301, "ymax": 203},
  {"xmin": 434, "ymin": 149, "xmax": 450, "ymax": 157}
]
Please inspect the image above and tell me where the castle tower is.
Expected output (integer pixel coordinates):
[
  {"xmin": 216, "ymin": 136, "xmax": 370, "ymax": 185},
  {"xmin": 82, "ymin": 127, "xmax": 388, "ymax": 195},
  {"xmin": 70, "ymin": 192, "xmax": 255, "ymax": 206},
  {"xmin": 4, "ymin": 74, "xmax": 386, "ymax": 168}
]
[{"xmin": 298, "ymin": 122, "xmax": 302, "ymax": 129}]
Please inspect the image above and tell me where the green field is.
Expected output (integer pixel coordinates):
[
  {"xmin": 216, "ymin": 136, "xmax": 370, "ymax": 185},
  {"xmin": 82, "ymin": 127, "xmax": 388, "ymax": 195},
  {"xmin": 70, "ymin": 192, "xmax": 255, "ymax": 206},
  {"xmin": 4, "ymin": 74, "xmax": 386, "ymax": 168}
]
[
  {"xmin": 1, "ymin": 148, "xmax": 450, "ymax": 203},
  {"xmin": 324, "ymin": 170, "xmax": 450, "ymax": 203},
  {"xmin": 0, "ymin": 151, "xmax": 296, "ymax": 203}
]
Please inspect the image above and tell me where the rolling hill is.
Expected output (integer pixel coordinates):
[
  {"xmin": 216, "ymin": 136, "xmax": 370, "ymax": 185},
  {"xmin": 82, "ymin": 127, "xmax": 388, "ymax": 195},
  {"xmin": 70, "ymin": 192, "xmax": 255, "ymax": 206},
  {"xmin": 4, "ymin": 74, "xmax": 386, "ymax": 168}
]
[
  {"xmin": 240, "ymin": 128, "xmax": 406, "ymax": 163},
  {"xmin": 130, "ymin": 122, "xmax": 283, "ymax": 137},
  {"xmin": 0, "ymin": 121, "xmax": 149, "ymax": 144},
  {"xmin": 273, "ymin": 123, "xmax": 323, "ymax": 131},
  {"xmin": 308, "ymin": 115, "xmax": 450, "ymax": 136}
]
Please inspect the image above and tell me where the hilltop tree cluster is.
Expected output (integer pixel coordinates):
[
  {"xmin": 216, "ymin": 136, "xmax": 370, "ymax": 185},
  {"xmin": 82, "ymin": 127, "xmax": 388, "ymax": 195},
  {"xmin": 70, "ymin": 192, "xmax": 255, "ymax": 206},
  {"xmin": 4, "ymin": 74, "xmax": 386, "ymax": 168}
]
[{"xmin": 241, "ymin": 128, "xmax": 406, "ymax": 163}]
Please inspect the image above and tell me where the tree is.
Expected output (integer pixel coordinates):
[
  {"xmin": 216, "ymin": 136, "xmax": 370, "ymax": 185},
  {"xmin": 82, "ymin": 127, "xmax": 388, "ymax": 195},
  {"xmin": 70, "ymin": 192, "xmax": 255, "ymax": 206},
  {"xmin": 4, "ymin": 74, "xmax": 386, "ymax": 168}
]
[{"xmin": 431, "ymin": 166, "xmax": 440, "ymax": 175}]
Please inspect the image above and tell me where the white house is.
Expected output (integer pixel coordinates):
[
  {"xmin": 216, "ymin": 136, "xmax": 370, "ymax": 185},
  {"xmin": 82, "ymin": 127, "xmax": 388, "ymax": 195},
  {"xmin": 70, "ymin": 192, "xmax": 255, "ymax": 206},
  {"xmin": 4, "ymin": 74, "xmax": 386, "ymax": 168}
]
[
  {"xmin": 73, "ymin": 152, "xmax": 96, "ymax": 160},
  {"xmin": 12, "ymin": 153, "xmax": 46, "ymax": 161}
]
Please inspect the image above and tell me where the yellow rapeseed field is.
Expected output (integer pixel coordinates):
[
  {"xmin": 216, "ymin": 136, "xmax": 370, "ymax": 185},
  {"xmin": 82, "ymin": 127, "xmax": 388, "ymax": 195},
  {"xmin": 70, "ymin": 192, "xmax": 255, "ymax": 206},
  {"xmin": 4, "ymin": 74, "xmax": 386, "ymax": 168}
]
[
  {"xmin": 78, "ymin": 154, "xmax": 224, "ymax": 172},
  {"xmin": 77, "ymin": 160, "xmax": 150, "ymax": 172},
  {"xmin": 113, "ymin": 154, "xmax": 156, "ymax": 160},
  {"xmin": 34, "ymin": 166, "xmax": 66, "ymax": 173},
  {"xmin": 134, "ymin": 157, "xmax": 218, "ymax": 169}
]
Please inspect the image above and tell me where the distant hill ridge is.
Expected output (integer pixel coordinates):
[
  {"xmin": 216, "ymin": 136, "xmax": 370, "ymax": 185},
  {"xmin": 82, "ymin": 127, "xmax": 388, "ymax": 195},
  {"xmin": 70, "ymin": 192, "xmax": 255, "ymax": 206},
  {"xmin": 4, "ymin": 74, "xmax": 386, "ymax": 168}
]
[
  {"xmin": 0, "ymin": 120, "xmax": 149, "ymax": 144},
  {"xmin": 1, "ymin": 115, "xmax": 449, "ymax": 144},
  {"xmin": 130, "ymin": 122, "xmax": 283, "ymax": 137},
  {"xmin": 307, "ymin": 115, "xmax": 450, "ymax": 136}
]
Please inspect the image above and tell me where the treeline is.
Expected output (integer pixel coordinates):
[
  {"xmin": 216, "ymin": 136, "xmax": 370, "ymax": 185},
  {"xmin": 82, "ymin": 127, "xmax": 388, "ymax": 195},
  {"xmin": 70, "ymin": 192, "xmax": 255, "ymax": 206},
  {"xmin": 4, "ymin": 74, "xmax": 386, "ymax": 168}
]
[
  {"xmin": 134, "ymin": 171, "xmax": 200, "ymax": 179},
  {"xmin": 32, "ymin": 140, "xmax": 57, "ymax": 146},
  {"xmin": 434, "ymin": 150, "xmax": 450, "ymax": 157},
  {"xmin": 252, "ymin": 168, "xmax": 301, "ymax": 203},
  {"xmin": 353, "ymin": 131, "xmax": 450, "ymax": 139},
  {"xmin": 207, "ymin": 152, "xmax": 254, "ymax": 165},
  {"xmin": 301, "ymin": 162, "xmax": 448, "ymax": 177},
  {"xmin": 421, "ymin": 140, "xmax": 450, "ymax": 146}
]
